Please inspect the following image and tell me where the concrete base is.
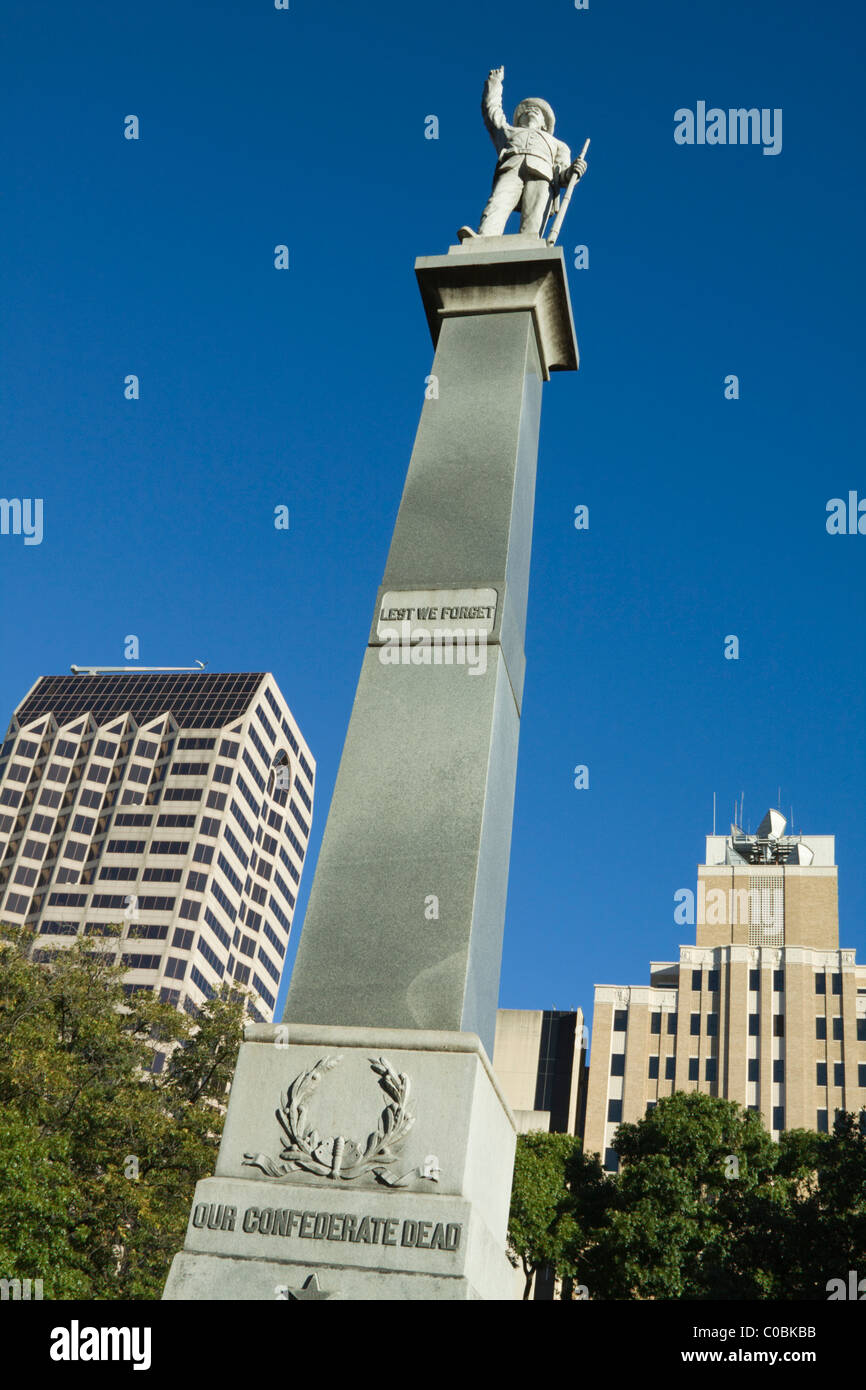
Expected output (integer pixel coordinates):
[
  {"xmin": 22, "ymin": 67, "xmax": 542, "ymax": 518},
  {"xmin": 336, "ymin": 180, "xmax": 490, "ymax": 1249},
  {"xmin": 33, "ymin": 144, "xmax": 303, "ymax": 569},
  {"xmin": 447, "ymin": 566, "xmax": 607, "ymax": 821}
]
[{"xmin": 163, "ymin": 1024, "xmax": 520, "ymax": 1301}]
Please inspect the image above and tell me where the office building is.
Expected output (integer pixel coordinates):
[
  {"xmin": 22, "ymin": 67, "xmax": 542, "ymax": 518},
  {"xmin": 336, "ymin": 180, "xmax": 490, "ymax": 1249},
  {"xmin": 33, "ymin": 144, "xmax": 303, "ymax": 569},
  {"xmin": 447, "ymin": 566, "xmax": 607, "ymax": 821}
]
[
  {"xmin": 0, "ymin": 670, "xmax": 314, "ymax": 1027},
  {"xmin": 493, "ymin": 1008, "xmax": 587, "ymax": 1135},
  {"xmin": 584, "ymin": 810, "xmax": 866, "ymax": 1169}
]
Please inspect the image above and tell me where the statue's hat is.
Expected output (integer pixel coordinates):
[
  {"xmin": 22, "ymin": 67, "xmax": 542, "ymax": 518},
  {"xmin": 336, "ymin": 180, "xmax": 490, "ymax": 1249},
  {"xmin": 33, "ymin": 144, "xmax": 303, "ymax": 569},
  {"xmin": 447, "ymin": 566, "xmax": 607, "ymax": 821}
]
[{"xmin": 512, "ymin": 97, "xmax": 555, "ymax": 133}]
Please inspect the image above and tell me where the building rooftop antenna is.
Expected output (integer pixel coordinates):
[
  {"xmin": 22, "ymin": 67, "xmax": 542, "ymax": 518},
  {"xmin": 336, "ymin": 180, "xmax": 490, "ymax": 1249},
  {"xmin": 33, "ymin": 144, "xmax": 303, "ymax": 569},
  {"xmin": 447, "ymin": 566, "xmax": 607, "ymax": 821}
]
[{"xmin": 70, "ymin": 661, "xmax": 208, "ymax": 674}]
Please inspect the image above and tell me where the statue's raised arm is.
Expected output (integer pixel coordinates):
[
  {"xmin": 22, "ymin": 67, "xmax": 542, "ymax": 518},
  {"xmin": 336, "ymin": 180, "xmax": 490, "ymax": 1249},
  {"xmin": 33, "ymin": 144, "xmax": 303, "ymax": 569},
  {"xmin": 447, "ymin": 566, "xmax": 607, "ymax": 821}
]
[
  {"xmin": 458, "ymin": 66, "xmax": 589, "ymax": 244},
  {"xmin": 481, "ymin": 66, "xmax": 509, "ymax": 147}
]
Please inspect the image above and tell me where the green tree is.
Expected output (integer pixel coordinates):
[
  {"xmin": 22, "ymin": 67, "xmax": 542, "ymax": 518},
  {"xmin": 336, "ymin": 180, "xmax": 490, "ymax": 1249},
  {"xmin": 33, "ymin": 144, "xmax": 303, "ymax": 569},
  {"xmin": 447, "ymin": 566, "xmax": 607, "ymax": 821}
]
[
  {"xmin": 507, "ymin": 1130, "xmax": 609, "ymax": 1299},
  {"xmin": 584, "ymin": 1092, "xmax": 784, "ymax": 1299},
  {"xmin": 773, "ymin": 1114, "xmax": 866, "ymax": 1298},
  {"xmin": 0, "ymin": 923, "xmax": 247, "ymax": 1299}
]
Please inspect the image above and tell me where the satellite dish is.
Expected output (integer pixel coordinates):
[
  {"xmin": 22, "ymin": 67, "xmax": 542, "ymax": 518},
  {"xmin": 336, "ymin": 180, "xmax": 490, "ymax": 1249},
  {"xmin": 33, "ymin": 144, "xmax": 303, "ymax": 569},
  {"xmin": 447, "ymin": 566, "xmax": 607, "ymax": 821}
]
[{"xmin": 756, "ymin": 808, "xmax": 787, "ymax": 839}]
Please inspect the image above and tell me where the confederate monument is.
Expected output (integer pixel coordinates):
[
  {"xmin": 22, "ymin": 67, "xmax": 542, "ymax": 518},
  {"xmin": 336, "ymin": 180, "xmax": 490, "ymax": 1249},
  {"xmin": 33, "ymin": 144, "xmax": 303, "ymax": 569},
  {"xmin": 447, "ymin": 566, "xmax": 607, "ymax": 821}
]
[
  {"xmin": 164, "ymin": 66, "xmax": 587, "ymax": 1301},
  {"xmin": 459, "ymin": 66, "xmax": 587, "ymax": 241}
]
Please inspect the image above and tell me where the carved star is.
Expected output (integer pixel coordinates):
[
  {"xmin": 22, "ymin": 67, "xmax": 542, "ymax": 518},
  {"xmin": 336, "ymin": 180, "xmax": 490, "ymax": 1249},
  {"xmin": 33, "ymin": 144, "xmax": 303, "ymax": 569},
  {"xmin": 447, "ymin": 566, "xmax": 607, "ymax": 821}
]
[{"xmin": 286, "ymin": 1273, "xmax": 340, "ymax": 1301}]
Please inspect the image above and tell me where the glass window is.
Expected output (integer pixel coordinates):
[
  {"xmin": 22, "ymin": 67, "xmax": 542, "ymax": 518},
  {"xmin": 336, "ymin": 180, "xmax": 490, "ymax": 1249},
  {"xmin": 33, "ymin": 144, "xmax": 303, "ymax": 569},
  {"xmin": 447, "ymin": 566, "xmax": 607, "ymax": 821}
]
[
  {"xmin": 831, "ymin": 973, "xmax": 842, "ymax": 995},
  {"xmin": 690, "ymin": 1013, "xmax": 700, "ymax": 1036},
  {"xmin": 772, "ymin": 1106, "xmax": 784, "ymax": 1131},
  {"xmin": 688, "ymin": 1057, "xmax": 699, "ymax": 1081},
  {"xmin": 648, "ymin": 1055, "xmax": 659, "ymax": 1079},
  {"xmin": 691, "ymin": 969, "xmax": 701, "ymax": 991},
  {"xmin": 607, "ymin": 1099, "xmax": 622, "ymax": 1123},
  {"xmin": 816, "ymin": 1109, "xmax": 828, "ymax": 1133},
  {"xmin": 773, "ymin": 970, "xmax": 784, "ymax": 991},
  {"xmin": 610, "ymin": 1053, "xmax": 625, "ymax": 1076},
  {"xmin": 832, "ymin": 1017, "xmax": 843, "ymax": 1041},
  {"xmin": 833, "ymin": 1062, "xmax": 845, "ymax": 1087},
  {"xmin": 705, "ymin": 1058, "xmax": 717, "ymax": 1082},
  {"xmin": 650, "ymin": 1012, "xmax": 661, "ymax": 1034},
  {"xmin": 707, "ymin": 970, "xmax": 719, "ymax": 993},
  {"xmin": 748, "ymin": 1058, "xmax": 759, "ymax": 1081},
  {"xmin": 816, "ymin": 1062, "xmax": 827, "ymax": 1086},
  {"xmin": 815, "ymin": 974, "xmax": 826, "ymax": 995},
  {"xmin": 816, "ymin": 1017, "xmax": 827, "ymax": 1040},
  {"xmin": 613, "ymin": 1010, "xmax": 627, "ymax": 1032},
  {"xmin": 706, "ymin": 1013, "xmax": 718, "ymax": 1036},
  {"xmin": 749, "ymin": 1014, "xmax": 760, "ymax": 1036},
  {"xmin": 667, "ymin": 1013, "xmax": 677, "ymax": 1035},
  {"xmin": 773, "ymin": 1015, "xmax": 785, "ymax": 1038},
  {"xmin": 749, "ymin": 969, "xmax": 760, "ymax": 991},
  {"xmin": 773, "ymin": 1060, "xmax": 785, "ymax": 1083},
  {"xmin": 664, "ymin": 1056, "xmax": 675, "ymax": 1080}
]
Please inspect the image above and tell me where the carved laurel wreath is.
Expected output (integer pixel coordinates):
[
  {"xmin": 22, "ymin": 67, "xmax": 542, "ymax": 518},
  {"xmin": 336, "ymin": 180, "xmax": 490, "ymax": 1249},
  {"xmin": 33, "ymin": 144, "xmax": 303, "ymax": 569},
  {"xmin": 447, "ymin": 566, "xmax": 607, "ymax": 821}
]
[{"xmin": 243, "ymin": 1055, "xmax": 415, "ymax": 1184}]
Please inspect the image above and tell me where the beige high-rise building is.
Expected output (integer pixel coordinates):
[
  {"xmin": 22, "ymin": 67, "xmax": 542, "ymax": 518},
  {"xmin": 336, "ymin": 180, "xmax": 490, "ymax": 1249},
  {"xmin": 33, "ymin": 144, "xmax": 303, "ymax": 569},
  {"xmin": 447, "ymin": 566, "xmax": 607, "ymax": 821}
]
[
  {"xmin": 584, "ymin": 811, "xmax": 866, "ymax": 1170},
  {"xmin": 0, "ymin": 670, "xmax": 314, "ymax": 1033},
  {"xmin": 493, "ymin": 1008, "xmax": 588, "ymax": 1135}
]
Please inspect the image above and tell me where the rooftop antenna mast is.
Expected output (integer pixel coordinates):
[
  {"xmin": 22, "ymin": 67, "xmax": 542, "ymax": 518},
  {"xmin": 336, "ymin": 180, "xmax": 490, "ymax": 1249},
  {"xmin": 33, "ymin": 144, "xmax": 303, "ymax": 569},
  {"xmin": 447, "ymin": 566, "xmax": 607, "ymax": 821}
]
[{"xmin": 70, "ymin": 661, "xmax": 208, "ymax": 674}]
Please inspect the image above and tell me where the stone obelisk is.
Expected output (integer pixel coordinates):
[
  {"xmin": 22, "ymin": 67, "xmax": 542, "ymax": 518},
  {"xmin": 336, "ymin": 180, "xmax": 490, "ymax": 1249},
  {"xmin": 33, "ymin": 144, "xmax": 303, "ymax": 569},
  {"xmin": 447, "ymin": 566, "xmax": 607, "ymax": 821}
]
[{"xmin": 164, "ymin": 68, "xmax": 583, "ymax": 1301}]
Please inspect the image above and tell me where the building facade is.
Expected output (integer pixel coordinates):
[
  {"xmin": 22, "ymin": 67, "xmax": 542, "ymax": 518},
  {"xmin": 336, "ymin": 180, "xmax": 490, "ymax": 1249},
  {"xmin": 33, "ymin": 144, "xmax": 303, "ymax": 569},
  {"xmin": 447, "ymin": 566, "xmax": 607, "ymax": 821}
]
[
  {"xmin": 0, "ymin": 671, "xmax": 314, "ymax": 1025},
  {"xmin": 493, "ymin": 1008, "xmax": 587, "ymax": 1135},
  {"xmin": 584, "ymin": 811, "xmax": 866, "ymax": 1169}
]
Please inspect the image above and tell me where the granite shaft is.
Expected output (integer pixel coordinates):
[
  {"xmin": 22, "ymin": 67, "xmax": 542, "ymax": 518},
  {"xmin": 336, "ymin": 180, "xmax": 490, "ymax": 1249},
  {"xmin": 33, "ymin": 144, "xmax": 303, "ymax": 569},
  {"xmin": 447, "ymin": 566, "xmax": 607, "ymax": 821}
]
[{"xmin": 284, "ymin": 245, "xmax": 577, "ymax": 1055}]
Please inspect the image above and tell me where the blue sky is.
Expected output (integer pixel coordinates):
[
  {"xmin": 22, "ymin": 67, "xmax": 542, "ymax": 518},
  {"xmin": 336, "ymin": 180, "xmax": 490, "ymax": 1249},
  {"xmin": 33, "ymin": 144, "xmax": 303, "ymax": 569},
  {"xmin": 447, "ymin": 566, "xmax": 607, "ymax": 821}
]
[{"xmin": 2, "ymin": 0, "xmax": 864, "ymax": 1036}]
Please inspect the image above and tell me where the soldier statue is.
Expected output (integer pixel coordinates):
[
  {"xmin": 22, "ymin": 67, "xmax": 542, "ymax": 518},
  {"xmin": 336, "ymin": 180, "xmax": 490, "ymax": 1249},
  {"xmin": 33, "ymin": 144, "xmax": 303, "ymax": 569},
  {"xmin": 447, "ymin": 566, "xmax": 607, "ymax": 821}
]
[{"xmin": 459, "ymin": 66, "xmax": 588, "ymax": 242}]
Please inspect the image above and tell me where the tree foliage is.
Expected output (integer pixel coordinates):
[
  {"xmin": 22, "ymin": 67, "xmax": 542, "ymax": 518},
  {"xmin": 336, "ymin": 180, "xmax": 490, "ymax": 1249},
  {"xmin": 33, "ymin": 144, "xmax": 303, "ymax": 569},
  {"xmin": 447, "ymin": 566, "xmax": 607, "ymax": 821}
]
[
  {"xmin": 508, "ymin": 1092, "xmax": 866, "ymax": 1300},
  {"xmin": 0, "ymin": 924, "xmax": 247, "ymax": 1299},
  {"xmin": 507, "ymin": 1130, "xmax": 608, "ymax": 1298}
]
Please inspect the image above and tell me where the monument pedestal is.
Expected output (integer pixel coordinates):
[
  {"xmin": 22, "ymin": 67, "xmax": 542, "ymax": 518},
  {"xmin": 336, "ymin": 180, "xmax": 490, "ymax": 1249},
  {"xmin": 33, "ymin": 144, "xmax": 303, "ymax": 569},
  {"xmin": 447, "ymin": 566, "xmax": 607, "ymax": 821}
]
[{"xmin": 163, "ymin": 1024, "xmax": 519, "ymax": 1300}]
